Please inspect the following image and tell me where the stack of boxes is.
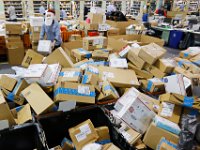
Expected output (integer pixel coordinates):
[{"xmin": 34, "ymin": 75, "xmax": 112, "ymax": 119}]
[
  {"xmin": 5, "ymin": 22, "xmax": 24, "ymax": 65},
  {"xmin": 29, "ymin": 17, "xmax": 44, "ymax": 51}
]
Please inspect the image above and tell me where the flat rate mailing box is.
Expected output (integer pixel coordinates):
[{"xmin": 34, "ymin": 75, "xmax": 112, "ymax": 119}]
[
  {"xmin": 139, "ymin": 43, "xmax": 166, "ymax": 65},
  {"xmin": 83, "ymin": 36, "xmax": 108, "ymax": 51},
  {"xmin": 155, "ymin": 59, "xmax": 175, "ymax": 74},
  {"xmin": 44, "ymin": 47, "xmax": 74, "ymax": 68},
  {"xmin": 127, "ymin": 48, "xmax": 146, "ymax": 69},
  {"xmin": 21, "ymin": 49, "xmax": 44, "ymax": 68},
  {"xmin": 0, "ymin": 90, "xmax": 16, "ymax": 125},
  {"xmin": 58, "ymin": 68, "xmax": 82, "ymax": 83},
  {"xmin": 21, "ymin": 83, "xmax": 54, "ymax": 115},
  {"xmin": 54, "ymin": 82, "xmax": 95, "ymax": 104},
  {"xmin": 143, "ymin": 123, "xmax": 179, "ymax": 150},
  {"xmin": 98, "ymin": 66, "xmax": 139, "ymax": 88},
  {"xmin": 69, "ymin": 119, "xmax": 99, "ymax": 150},
  {"xmin": 180, "ymin": 47, "xmax": 200, "ymax": 59},
  {"xmin": 0, "ymin": 75, "xmax": 17, "ymax": 92}
]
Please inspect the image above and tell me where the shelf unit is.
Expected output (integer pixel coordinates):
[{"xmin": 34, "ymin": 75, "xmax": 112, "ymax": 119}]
[
  {"xmin": 60, "ymin": 0, "xmax": 72, "ymax": 16},
  {"xmin": 114, "ymin": 1, "xmax": 122, "ymax": 11},
  {"xmin": 130, "ymin": 1, "xmax": 142, "ymax": 17},
  {"xmin": 188, "ymin": 1, "xmax": 199, "ymax": 12},
  {"xmin": 33, "ymin": 0, "xmax": 47, "ymax": 14},
  {"xmin": 3, "ymin": 0, "xmax": 23, "ymax": 19}
]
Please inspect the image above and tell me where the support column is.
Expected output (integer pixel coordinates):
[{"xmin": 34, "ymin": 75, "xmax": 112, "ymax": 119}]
[
  {"xmin": 54, "ymin": 0, "xmax": 60, "ymax": 21},
  {"xmin": 0, "ymin": 0, "xmax": 5, "ymax": 20},
  {"xmin": 121, "ymin": 1, "xmax": 127, "ymax": 15}
]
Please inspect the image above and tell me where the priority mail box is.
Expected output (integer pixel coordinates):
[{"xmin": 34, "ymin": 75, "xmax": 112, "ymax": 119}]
[
  {"xmin": 83, "ymin": 36, "xmax": 108, "ymax": 51},
  {"xmin": 98, "ymin": 66, "xmax": 139, "ymax": 88},
  {"xmin": 21, "ymin": 83, "xmax": 54, "ymax": 115},
  {"xmin": 139, "ymin": 43, "xmax": 166, "ymax": 65},
  {"xmin": 69, "ymin": 119, "xmax": 99, "ymax": 150},
  {"xmin": 54, "ymin": 82, "xmax": 95, "ymax": 104}
]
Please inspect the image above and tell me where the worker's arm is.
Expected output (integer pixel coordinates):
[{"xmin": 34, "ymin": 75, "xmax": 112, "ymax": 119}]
[
  {"xmin": 54, "ymin": 23, "xmax": 61, "ymax": 44},
  {"xmin": 40, "ymin": 24, "xmax": 45, "ymax": 40}
]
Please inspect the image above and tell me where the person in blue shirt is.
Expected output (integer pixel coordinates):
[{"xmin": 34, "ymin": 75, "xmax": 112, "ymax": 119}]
[{"xmin": 40, "ymin": 9, "xmax": 62, "ymax": 49}]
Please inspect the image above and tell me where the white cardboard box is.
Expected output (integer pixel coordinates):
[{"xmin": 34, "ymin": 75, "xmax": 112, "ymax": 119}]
[
  {"xmin": 30, "ymin": 16, "xmax": 44, "ymax": 27},
  {"xmin": 109, "ymin": 58, "xmax": 128, "ymax": 69},
  {"xmin": 37, "ymin": 40, "xmax": 52, "ymax": 55}
]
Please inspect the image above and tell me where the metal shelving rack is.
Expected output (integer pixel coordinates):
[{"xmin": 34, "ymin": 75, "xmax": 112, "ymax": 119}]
[{"xmin": 33, "ymin": 0, "xmax": 47, "ymax": 13}]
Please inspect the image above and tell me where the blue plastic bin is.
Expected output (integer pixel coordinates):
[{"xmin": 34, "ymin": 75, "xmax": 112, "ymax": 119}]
[{"xmin": 169, "ymin": 30, "xmax": 184, "ymax": 49}]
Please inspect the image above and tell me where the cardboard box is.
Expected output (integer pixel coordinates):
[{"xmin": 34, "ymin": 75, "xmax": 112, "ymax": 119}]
[
  {"xmin": 54, "ymin": 82, "xmax": 95, "ymax": 104},
  {"xmin": 103, "ymin": 143, "xmax": 120, "ymax": 150},
  {"xmin": 180, "ymin": 47, "xmax": 200, "ymax": 59},
  {"xmin": 96, "ymin": 126, "xmax": 110, "ymax": 142},
  {"xmin": 83, "ymin": 36, "xmax": 108, "ymax": 51},
  {"xmin": 106, "ymin": 20, "xmax": 138, "ymax": 35},
  {"xmin": 128, "ymin": 63, "xmax": 153, "ymax": 79},
  {"xmin": 85, "ymin": 23, "xmax": 99, "ymax": 30},
  {"xmin": 127, "ymin": 48, "xmax": 146, "ymax": 69},
  {"xmin": 155, "ymin": 59, "xmax": 175, "ymax": 74},
  {"xmin": 30, "ymin": 16, "xmax": 44, "ymax": 27},
  {"xmin": 37, "ymin": 40, "xmax": 52, "ymax": 55},
  {"xmin": 118, "ymin": 45, "xmax": 131, "ymax": 58},
  {"xmin": 144, "ymin": 64, "xmax": 167, "ymax": 78},
  {"xmin": 156, "ymin": 137, "xmax": 177, "ymax": 150},
  {"xmin": 92, "ymin": 50, "xmax": 109, "ymax": 60},
  {"xmin": 143, "ymin": 123, "xmax": 179, "ymax": 150},
  {"xmin": 7, "ymin": 35, "xmax": 22, "ymax": 43},
  {"xmin": 58, "ymin": 68, "xmax": 82, "ymax": 83},
  {"xmin": 88, "ymin": 13, "xmax": 105, "ymax": 24},
  {"xmin": 69, "ymin": 34, "xmax": 82, "ymax": 42},
  {"xmin": 0, "ymin": 36, "xmax": 5, "ymax": 44},
  {"xmin": 44, "ymin": 47, "xmax": 74, "ymax": 68},
  {"xmin": 162, "ymin": 74, "xmax": 186, "ymax": 96},
  {"xmin": 139, "ymin": 43, "xmax": 166, "ymax": 65},
  {"xmin": 82, "ymin": 74, "xmax": 101, "ymax": 93},
  {"xmin": 134, "ymin": 139, "xmax": 147, "ymax": 150},
  {"xmin": 69, "ymin": 119, "xmax": 99, "ymax": 150},
  {"xmin": 102, "ymin": 80, "xmax": 119, "ymax": 99},
  {"xmin": 16, "ymin": 104, "xmax": 32, "ymax": 125},
  {"xmin": 107, "ymin": 27, "xmax": 120, "ymax": 36},
  {"xmin": 109, "ymin": 58, "xmax": 128, "ymax": 69},
  {"xmin": 21, "ymin": 83, "xmax": 54, "ymax": 115},
  {"xmin": 0, "ymin": 90, "xmax": 16, "ymax": 125},
  {"xmin": 7, "ymin": 46, "xmax": 24, "ymax": 65},
  {"xmin": 98, "ymin": 66, "xmax": 139, "ymax": 88},
  {"xmin": 0, "ymin": 75, "xmax": 17, "ymax": 92},
  {"xmin": 5, "ymin": 22, "xmax": 22, "ymax": 35},
  {"xmin": 190, "ymin": 54, "xmax": 200, "ymax": 66},
  {"xmin": 145, "ymin": 78, "xmax": 165, "ymax": 93},
  {"xmin": 158, "ymin": 102, "xmax": 182, "ymax": 124},
  {"xmin": 21, "ymin": 49, "xmax": 44, "ymax": 68},
  {"xmin": 30, "ymin": 32, "xmax": 40, "ymax": 41},
  {"xmin": 30, "ymin": 26, "xmax": 42, "ymax": 33},
  {"xmin": 74, "ymin": 59, "xmax": 94, "ymax": 70},
  {"xmin": 71, "ymin": 48, "xmax": 92, "ymax": 61}
]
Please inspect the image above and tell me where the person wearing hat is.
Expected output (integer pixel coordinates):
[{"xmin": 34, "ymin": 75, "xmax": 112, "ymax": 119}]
[{"xmin": 40, "ymin": 9, "xmax": 62, "ymax": 49}]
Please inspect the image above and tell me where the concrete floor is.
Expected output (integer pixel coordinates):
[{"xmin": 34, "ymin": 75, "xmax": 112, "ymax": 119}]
[{"xmin": 0, "ymin": 46, "xmax": 181, "ymax": 74}]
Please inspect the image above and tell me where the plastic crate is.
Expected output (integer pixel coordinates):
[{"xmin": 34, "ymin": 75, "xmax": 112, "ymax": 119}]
[
  {"xmin": 37, "ymin": 106, "xmax": 135, "ymax": 150},
  {"xmin": 0, "ymin": 123, "xmax": 46, "ymax": 150}
]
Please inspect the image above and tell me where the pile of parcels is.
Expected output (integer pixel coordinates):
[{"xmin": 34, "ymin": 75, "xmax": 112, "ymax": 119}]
[{"xmin": 1, "ymin": 34, "xmax": 200, "ymax": 150}]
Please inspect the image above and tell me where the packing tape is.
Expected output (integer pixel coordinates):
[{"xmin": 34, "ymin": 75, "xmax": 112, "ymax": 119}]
[
  {"xmin": 177, "ymin": 60, "xmax": 192, "ymax": 67},
  {"xmin": 157, "ymin": 138, "xmax": 177, "ymax": 150},
  {"xmin": 183, "ymin": 96, "xmax": 194, "ymax": 108},
  {"xmin": 54, "ymin": 87, "xmax": 95, "ymax": 97},
  {"xmin": 82, "ymin": 75, "xmax": 89, "ymax": 84},
  {"xmin": 7, "ymin": 93, "xmax": 15, "ymax": 102},
  {"xmin": 59, "ymin": 71, "xmax": 80, "ymax": 77},
  {"xmin": 96, "ymin": 139, "xmax": 111, "ymax": 145},
  {"xmin": 146, "ymin": 81, "xmax": 153, "ymax": 92},
  {"xmin": 192, "ymin": 60, "xmax": 200, "ymax": 66},
  {"xmin": 15, "ymin": 105, "xmax": 24, "ymax": 112},
  {"xmin": 183, "ymin": 53, "xmax": 189, "ymax": 58},
  {"xmin": 155, "ymin": 121, "xmax": 180, "ymax": 135},
  {"xmin": 77, "ymin": 48, "xmax": 92, "ymax": 58}
]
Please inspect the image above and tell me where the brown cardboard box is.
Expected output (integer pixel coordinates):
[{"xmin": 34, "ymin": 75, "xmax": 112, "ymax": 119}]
[
  {"xmin": 127, "ymin": 48, "xmax": 146, "ymax": 69},
  {"xmin": 128, "ymin": 63, "xmax": 153, "ymax": 79},
  {"xmin": 7, "ymin": 41, "xmax": 24, "ymax": 49},
  {"xmin": 30, "ymin": 32, "xmax": 40, "ymax": 41},
  {"xmin": 58, "ymin": 68, "xmax": 82, "ymax": 83},
  {"xmin": 51, "ymin": 145, "xmax": 63, "ymax": 150},
  {"xmin": 0, "ymin": 90, "xmax": 16, "ymax": 125},
  {"xmin": 141, "ymin": 78, "xmax": 165, "ymax": 93},
  {"xmin": 61, "ymin": 138, "xmax": 74, "ymax": 150},
  {"xmin": 85, "ymin": 23, "xmax": 99, "ymax": 30},
  {"xmin": 54, "ymin": 82, "xmax": 95, "ymax": 104},
  {"xmin": 44, "ymin": 47, "xmax": 74, "ymax": 68},
  {"xmin": 102, "ymin": 80, "xmax": 119, "ymax": 99},
  {"xmin": 69, "ymin": 34, "xmax": 82, "ymax": 42},
  {"xmin": 156, "ymin": 138, "xmax": 177, "ymax": 150},
  {"xmin": 107, "ymin": 27, "xmax": 120, "ymax": 36},
  {"xmin": 71, "ymin": 48, "xmax": 92, "ymax": 61},
  {"xmin": 0, "ymin": 75, "xmax": 17, "ymax": 92},
  {"xmin": 21, "ymin": 83, "xmax": 54, "ymax": 115},
  {"xmin": 92, "ymin": 50, "xmax": 109, "ymax": 60},
  {"xmin": 158, "ymin": 102, "xmax": 182, "ymax": 124},
  {"xmin": 82, "ymin": 74, "xmax": 101, "ymax": 93},
  {"xmin": 88, "ymin": 13, "xmax": 104, "ymax": 24},
  {"xmin": 190, "ymin": 54, "xmax": 200, "ymax": 67},
  {"xmin": 134, "ymin": 139, "xmax": 147, "ymax": 150},
  {"xmin": 5, "ymin": 22, "xmax": 22, "ymax": 35},
  {"xmin": 139, "ymin": 43, "xmax": 166, "ymax": 65},
  {"xmin": 30, "ymin": 26, "xmax": 41, "ymax": 33},
  {"xmin": 21, "ymin": 49, "xmax": 44, "ymax": 68},
  {"xmin": 96, "ymin": 126, "xmax": 110, "ymax": 142},
  {"xmin": 108, "ymin": 37, "xmax": 127, "ymax": 52},
  {"xmin": 83, "ymin": 36, "xmax": 108, "ymax": 51},
  {"xmin": 16, "ymin": 104, "xmax": 32, "ymax": 125},
  {"xmin": 143, "ymin": 123, "xmax": 179, "ymax": 150},
  {"xmin": 7, "ymin": 35, "xmax": 22, "ymax": 42},
  {"xmin": 106, "ymin": 20, "xmax": 138, "ymax": 35},
  {"xmin": 98, "ymin": 66, "xmax": 139, "ymax": 88},
  {"xmin": 0, "ymin": 36, "xmax": 5, "ymax": 44},
  {"xmin": 155, "ymin": 59, "xmax": 175, "ymax": 73},
  {"xmin": 103, "ymin": 143, "xmax": 120, "ymax": 150},
  {"xmin": 73, "ymin": 59, "xmax": 94, "ymax": 69},
  {"xmin": 144, "ymin": 64, "xmax": 166, "ymax": 78},
  {"xmin": 180, "ymin": 47, "xmax": 200, "ymax": 59},
  {"xmin": 8, "ymin": 47, "xmax": 25, "ymax": 65},
  {"xmin": 69, "ymin": 119, "xmax": 99, "ymax": 150}
]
